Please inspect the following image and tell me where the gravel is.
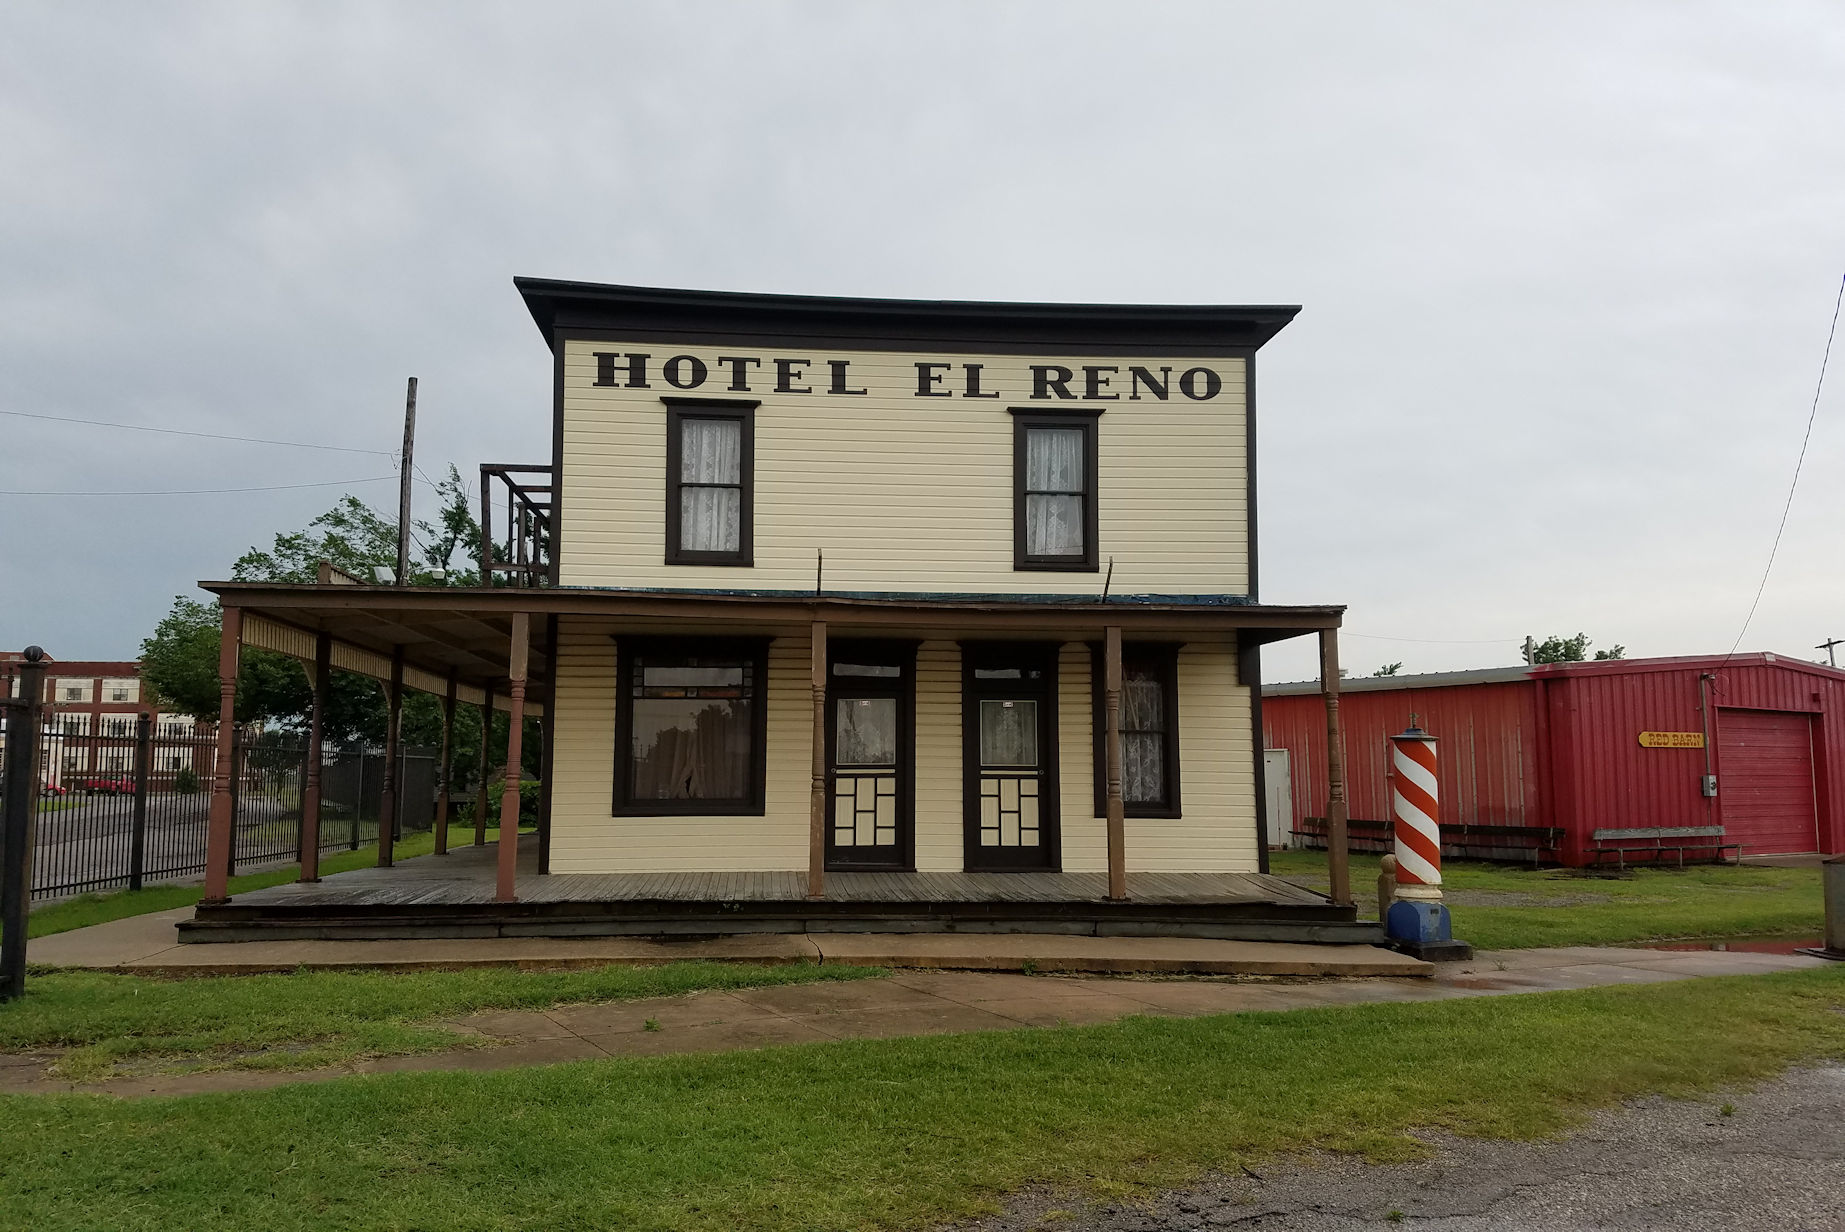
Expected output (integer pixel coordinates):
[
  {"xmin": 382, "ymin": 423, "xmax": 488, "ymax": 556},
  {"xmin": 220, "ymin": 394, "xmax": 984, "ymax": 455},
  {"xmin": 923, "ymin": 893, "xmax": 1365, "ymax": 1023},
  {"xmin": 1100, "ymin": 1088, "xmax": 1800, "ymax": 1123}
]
[{"xmin": 952, "ymin": 1064, "xmax": 1845, "ymax": 1231}]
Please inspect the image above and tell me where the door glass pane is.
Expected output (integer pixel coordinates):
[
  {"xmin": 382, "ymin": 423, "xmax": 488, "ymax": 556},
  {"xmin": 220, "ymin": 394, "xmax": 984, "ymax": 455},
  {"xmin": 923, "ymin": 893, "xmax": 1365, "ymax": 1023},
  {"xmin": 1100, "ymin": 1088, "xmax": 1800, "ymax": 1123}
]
[
  {"xmin": 979, "ymin": 699, "xmax": 1039, "ymax": 767},
  {"xmin": 834, "ymin": 663, "xmax": 900, "ymax": 678},
  {"xmin": 835, "ymin": 697, "xmax": 897, "ymax": 767}
]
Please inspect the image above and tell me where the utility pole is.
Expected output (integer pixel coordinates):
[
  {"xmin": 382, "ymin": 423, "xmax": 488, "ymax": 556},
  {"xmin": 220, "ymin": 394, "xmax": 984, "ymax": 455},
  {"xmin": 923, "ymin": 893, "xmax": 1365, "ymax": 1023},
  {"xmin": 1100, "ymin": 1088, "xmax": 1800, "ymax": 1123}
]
[
  {"xmin": 1522, "ymin": 635, "xmax": 1536, "ymax": 667},
  {"xmin": 397, "ymin": 376, "xmax": 417, "ymax": 586},
  {"xmin": 1818, "ymin": 638, "xmax": 1843, "ymax": 669}
]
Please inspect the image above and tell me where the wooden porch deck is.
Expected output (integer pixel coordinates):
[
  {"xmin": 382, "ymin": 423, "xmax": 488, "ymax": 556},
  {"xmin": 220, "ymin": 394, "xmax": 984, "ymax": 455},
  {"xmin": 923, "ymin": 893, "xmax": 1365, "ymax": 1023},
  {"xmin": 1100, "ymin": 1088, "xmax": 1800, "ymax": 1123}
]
[{"xmin": 182, "ymin": 837, "xmax": 1373, "ymax": 944}]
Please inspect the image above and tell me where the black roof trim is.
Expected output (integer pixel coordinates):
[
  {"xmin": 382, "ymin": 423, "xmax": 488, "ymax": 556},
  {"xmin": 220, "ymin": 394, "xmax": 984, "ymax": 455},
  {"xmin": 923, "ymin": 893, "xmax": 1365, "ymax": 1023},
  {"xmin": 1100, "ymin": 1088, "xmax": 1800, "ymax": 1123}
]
[{"xmin": 514, "ymin": 277, "xmax": 1301, "ymax": 356}]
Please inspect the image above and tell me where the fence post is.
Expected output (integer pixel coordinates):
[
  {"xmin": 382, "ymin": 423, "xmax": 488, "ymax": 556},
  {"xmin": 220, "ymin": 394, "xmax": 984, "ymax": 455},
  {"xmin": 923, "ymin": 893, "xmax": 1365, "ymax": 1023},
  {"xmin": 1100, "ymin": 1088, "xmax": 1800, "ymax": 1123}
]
[
  {"xmin": 129, "ymin": 712, "xmax": 152, "ymax": 892},
  {"xmin": 2, "ymin": 647, "xmax": 48, "ymax": 1002}
]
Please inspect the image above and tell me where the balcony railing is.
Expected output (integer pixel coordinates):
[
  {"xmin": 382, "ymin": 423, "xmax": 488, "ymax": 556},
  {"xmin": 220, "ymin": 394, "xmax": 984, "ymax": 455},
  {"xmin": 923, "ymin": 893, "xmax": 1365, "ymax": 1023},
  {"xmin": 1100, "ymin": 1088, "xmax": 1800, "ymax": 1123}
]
[{"xmin": 479, "ymin": 464, "xmax": 553, "ymax": 587}]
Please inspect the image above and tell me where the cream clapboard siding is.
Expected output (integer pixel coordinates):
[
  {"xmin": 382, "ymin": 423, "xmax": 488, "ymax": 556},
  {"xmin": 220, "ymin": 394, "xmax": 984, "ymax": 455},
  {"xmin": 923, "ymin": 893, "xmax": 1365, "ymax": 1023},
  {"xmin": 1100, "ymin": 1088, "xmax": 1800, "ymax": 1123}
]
[
  {"xmin": 912, "ymin": 640, "xmax": 965, "ymax": 872},
  {"xmin": 558, "ymin": 340, "xmax": 1247, "ymax": 596},
  {"xmin": 548, "ymin": 617, "xmax": 812, "ymax": 872},
  {"xmin": 549, "ymin": 621, "xmax": 1257, "ymax": 875}
]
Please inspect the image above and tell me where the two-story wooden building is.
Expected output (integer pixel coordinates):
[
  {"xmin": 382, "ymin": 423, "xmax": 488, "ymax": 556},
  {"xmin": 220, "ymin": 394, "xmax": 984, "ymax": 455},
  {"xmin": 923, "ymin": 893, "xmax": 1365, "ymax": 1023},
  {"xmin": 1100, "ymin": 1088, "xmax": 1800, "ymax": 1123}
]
[{"xmin": 186, "ymin": 281, "xmax": 1362, "ymax": 942}]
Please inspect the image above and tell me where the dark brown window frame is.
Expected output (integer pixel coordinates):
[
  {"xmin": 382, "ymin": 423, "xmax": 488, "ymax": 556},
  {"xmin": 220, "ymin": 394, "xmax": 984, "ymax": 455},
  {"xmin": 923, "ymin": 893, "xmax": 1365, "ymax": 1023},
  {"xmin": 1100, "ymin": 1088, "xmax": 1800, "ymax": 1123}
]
[
  {"xmin": 824, "ymin": 638, "xmax": 920, "ymax": 872},
  {"xmin": 664, "ymin": 397, "xmax": 758, "ymax": 567},
  {"xmin": 1010, "ymin": 408, "xmax": 1101, "ymax": 572},
  {"xmin": 611, "ymin": 635, "xmax": 770, "ymax": 817},
  {"xmin": 1091, "ymin": 641, "xmax": 1182, "ymax": 819},
  {"xmin": 960, "ymin": 640, "xmax": 1063, "ymax": 871}
]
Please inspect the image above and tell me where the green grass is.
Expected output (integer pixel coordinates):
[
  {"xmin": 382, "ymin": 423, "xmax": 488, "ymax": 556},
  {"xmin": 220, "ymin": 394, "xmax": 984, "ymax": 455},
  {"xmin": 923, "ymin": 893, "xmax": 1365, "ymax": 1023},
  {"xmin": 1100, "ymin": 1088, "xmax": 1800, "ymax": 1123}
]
[
  {"xmin": 26, "ymin": 822, "xmax": 505, "ymax": 939},
  {"xmin": 1269, "ymin": 849, "xmax": 1824, "ymax": 949},
  {"xmin": 0, "ymin": 961, "xmax": 883, "ymax": 1081},
  {"xmin": 0, "ymin": 968, "xmax": 1840, "ymax": 1231}
]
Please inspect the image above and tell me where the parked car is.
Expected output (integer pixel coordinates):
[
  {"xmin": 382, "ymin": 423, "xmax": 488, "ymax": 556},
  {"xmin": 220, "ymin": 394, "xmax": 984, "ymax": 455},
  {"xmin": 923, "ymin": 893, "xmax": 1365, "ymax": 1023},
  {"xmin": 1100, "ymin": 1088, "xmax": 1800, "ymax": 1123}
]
[
  {"xmin": 75, "ymin": 776, "xmax": 135, "ymax": 795},
  {"xmin": 39, "ymin": 782, "xmax": 67, "ymax": 797}
]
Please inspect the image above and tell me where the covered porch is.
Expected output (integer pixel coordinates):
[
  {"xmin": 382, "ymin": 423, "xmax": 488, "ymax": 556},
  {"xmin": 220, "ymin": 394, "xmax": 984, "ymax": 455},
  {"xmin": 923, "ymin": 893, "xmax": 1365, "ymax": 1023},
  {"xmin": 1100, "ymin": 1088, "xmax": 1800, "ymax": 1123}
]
[{"xmin": 192, "ymin": 581, "xmax": 1363, "ymax": 940}]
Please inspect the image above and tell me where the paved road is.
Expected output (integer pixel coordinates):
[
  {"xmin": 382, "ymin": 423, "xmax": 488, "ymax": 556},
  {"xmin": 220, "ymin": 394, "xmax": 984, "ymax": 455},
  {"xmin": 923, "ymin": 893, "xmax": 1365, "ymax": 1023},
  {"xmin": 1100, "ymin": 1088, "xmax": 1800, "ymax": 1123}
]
[{"xmin": 965, "ymin": 1064, "xmax": 1845, "ymax": 1231}]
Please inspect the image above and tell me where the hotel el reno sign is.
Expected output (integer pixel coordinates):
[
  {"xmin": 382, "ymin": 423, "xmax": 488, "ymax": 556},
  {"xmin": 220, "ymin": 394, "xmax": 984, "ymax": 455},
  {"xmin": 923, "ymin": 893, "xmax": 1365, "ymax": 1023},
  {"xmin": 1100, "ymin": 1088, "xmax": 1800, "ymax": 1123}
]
[{"xmin": 591, "ymin": 351, "xmax": 1229, "ymax": 402}]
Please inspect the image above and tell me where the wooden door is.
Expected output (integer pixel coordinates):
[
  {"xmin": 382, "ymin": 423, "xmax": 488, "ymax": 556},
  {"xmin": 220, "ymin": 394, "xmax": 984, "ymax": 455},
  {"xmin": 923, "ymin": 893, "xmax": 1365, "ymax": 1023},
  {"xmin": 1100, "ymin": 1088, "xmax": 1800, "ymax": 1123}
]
[
  {"xmin": 825, "ymin": 642, "xmax": 915, "ymax": 871},
  {"xmin": 962, "ymin": 643, "xmax": 1060, "ymax": 871}
]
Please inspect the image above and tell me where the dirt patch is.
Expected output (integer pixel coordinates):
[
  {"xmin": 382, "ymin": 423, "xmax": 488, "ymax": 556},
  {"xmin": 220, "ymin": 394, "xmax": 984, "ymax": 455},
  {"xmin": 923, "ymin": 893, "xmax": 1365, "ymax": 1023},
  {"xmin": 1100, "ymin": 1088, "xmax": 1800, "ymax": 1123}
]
[{"xmin": 950, "ymin": 1064, "xmax": 1845, "ymax": 1231}]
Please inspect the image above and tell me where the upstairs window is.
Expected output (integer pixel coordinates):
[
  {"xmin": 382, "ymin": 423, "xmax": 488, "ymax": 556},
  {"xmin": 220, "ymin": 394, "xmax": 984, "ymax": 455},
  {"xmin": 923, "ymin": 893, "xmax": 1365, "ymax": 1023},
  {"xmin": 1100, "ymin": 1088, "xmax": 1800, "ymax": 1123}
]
[
  {"xmin": 1013, "ymin": 411, "xmax": 1100, "ymax": 571},
  {"xmin": 665, "ymin": 399, "xmax": 756, "ymax": 566}
]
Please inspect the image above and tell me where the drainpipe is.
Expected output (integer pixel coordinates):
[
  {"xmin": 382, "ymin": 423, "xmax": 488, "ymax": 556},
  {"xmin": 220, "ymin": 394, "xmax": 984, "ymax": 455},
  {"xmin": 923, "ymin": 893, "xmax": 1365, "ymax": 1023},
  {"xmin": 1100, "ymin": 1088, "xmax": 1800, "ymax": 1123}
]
[{"xmin": 1698, "ymin": 673, "xmax": 1717, "ymax": 828}]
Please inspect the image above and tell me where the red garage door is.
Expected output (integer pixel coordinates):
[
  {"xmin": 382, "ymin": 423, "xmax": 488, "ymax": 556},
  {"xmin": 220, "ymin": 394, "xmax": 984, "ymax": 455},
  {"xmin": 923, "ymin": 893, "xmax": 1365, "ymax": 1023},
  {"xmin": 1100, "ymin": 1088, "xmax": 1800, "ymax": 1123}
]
[{"xmin": 1717, "ymin": 710, "xmax": 1819, "ymax": 855}]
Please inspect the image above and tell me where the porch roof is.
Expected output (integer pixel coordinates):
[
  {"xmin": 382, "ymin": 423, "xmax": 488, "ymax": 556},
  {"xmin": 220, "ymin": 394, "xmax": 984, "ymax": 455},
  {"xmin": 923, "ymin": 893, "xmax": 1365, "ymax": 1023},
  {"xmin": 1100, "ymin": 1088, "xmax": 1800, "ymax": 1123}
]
[{"xmin": 200, "ymin": 580, "xmax": 1343, "ymax": 703}]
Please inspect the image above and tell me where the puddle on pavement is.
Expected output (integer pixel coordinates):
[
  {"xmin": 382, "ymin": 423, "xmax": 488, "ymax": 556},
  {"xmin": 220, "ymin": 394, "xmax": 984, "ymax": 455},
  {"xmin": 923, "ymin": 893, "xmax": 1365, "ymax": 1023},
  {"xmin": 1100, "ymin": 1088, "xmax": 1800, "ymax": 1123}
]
[{"xmin": 1641, "ymin": 936, "xmax": 1822, "ymax": 954}]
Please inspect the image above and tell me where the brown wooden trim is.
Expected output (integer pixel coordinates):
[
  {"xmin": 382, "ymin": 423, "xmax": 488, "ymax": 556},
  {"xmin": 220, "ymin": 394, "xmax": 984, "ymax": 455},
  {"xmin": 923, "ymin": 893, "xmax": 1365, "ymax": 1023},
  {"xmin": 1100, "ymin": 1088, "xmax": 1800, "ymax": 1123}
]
[
  {"xmin": 497, "ymin": 612, "xmax": 530, "ymax": 902},
  {"xmin": 1090, "ymin": 641, "xmax": 1182, "ymax": 820},
  {"xmin": 824, "ymin": 638, "xmax": 919, "ymax": 872},
  {"xmin": 808, "ymin": 620, "xmax": 827, "ymax": 898},
  {"xmin": 611, "ymin": 634, "xmax": 772, "ymax": 817},
  {"xmin": 201, "ymin": 606, "xmax": 242, "ymax": 904},
  {"xmin": 435, "ymin": 669, "xmax": 456, "ymax": 857},
  {"xmin": 1011, "ymin": 409, "xmax": 1101, "ymax": 572},
  {"xmin": 1240, "ymin": 634, "xmax": 1271, "ymax": 874},
  {"xmin": 538, "ymin": 613, "xmax": 558, "ymax": 874},
  {"xmin": 474, "ymin": 686, "xmax": 493, "ymax": 847},
  {"xmin": 299, "ymin": 631, "xmax": 331, "ymax": 882},
  {"xmin": 1320, "ymin": 628, "xmax": 1351, "ymax": 907},
  {"xmin": 664, "ymin": 400, "xmax": 756, "ymax": 567},
  {"xmin": 378, "ymin": 646, "xmax": 404, "ymax": 868},
  {"xmin": 1103, "ymin": 627, "xmax": 1126, "ymax": 900},
  {"xmin": 960, "ymin": 641, "xmax": 1061, "ymax": 872},
  {"xmin": 549, "ymin": 328, "xmax": 566, "ymax": 586}
]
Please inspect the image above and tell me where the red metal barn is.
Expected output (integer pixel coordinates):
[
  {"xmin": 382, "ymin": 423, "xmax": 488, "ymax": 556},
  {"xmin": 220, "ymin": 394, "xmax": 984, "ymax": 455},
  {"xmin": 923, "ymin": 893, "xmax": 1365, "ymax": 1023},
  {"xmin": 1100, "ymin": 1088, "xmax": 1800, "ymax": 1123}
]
[{"xmin": 1261, "ymin": 654, "xmax": 1845, "ymax": 866}]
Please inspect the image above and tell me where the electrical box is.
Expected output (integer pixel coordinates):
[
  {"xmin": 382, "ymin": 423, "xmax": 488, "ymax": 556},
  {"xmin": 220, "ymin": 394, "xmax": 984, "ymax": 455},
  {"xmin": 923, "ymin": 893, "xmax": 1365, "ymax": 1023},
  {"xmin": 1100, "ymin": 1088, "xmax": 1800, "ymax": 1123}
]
[{"xmin": 1701, "ymin": 774, "xmax": 1718, "ymax": 798}]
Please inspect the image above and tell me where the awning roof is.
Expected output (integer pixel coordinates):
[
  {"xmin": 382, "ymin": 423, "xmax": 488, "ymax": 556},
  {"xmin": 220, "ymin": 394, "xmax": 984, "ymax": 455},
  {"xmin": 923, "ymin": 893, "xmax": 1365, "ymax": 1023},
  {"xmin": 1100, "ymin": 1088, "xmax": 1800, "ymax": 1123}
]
[{"xmin": 204, "ymin": 581, "xmax": 1344, "ymax": 703}]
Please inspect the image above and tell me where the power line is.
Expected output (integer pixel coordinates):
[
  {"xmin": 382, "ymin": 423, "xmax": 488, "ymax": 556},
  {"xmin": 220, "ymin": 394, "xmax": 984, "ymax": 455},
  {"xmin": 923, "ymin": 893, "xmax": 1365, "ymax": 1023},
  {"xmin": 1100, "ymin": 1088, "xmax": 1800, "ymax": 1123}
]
[
  {"xmin": 1725, "ymin": 271, "xmax": 1845, "ymax": 658},
  {"xmin": 0, "ymin": 408, "xmax": 395, "ymax": 457},
  {"xmin": 0, "ymin": 476, "xmax": 397, "ymax": 497}
]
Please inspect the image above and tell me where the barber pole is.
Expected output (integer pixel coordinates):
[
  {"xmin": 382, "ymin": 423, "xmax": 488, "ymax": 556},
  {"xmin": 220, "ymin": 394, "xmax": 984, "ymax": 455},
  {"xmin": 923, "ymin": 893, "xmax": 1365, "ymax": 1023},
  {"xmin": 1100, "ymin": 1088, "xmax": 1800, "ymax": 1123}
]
[{"xmin": 1391, "ymin": 724, "xmax": 1443, "ymax": 902}]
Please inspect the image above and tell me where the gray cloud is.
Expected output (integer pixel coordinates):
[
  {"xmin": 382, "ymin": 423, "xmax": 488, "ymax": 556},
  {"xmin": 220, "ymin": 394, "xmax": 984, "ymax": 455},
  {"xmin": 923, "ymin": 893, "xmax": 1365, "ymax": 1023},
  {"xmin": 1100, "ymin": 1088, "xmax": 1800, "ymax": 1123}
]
[{"xmin": 2, "ymin": 0, "xmax": 1841, "ymax": 682}]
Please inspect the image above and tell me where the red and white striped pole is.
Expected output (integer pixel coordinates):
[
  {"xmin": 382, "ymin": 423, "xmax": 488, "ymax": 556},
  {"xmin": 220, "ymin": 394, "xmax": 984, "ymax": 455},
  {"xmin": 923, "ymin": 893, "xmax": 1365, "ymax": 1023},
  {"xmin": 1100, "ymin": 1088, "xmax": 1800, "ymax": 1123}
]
[{"xmin": 1390, "ymin": 724, "xmax": 1442, "ymax": 903}]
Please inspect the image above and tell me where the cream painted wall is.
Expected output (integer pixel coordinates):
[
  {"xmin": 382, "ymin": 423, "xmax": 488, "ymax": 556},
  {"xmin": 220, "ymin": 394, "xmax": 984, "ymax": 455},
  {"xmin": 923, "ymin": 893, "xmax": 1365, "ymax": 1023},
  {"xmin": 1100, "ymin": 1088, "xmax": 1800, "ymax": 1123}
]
[
  {"xmin": 557, "ymin": 339, "xmax": 1248, "ymax": 597},
  {"xmin": 547, "ymin": 617, "xmax": 1257, "ymax": 875}
]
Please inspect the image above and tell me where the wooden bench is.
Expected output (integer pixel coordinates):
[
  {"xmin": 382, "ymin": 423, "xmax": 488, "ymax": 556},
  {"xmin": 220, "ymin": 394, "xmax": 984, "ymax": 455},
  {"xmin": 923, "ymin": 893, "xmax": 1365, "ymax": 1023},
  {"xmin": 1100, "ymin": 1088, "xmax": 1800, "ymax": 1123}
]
[
  {"xmin": 1588, "ymin": 826, "xmax": 1738, "ymax": 869},
  {"xmin": 1292, "ymin": 819, "xmax": 1565, "ymax": 866}
]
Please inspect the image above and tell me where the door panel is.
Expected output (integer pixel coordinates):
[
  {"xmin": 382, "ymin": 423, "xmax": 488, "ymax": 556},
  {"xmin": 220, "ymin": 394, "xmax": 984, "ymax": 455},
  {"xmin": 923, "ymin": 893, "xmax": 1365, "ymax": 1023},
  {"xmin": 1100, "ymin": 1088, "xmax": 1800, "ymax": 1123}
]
[
  {"xmin": 962, "ymin": 644, "xmax": 1059, "ymax": 871},
  {"xmin": 825, "ymin": 642, "xmax": 915, "ymax": 870},
  {"xmin": 1717, "ymin": 709, "xmax": 1819, "ymax": 855}
]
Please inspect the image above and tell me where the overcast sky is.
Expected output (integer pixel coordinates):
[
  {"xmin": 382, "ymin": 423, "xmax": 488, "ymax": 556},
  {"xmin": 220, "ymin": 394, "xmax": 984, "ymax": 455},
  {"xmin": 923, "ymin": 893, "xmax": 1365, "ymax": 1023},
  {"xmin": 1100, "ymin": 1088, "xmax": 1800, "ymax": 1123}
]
[{"xmin": 3, "ymin": 1, "xmax": 1842, "ymax": 683}]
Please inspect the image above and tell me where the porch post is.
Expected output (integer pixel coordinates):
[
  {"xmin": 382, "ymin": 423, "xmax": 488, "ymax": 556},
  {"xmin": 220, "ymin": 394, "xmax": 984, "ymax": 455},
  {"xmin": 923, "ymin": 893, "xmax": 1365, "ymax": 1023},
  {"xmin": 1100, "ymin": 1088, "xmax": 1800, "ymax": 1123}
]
[
  {"xmin": 1104, "ymin": 625, "xmax": 1127, "ymax": 901},
  {"xmin": 496, "ymin": 612, "xmax": 529, "ymax": 903},
  {"xmin": 434, "ymin": 669, "xmax": 456, "ymax": 855},
  {"xmin": 1320, "ymin": 625, "xmax": 1352, "ymax": 906},
  {"xmin": 202, "ymin": 606, "xmax": 242, "ymax": 903},
  {"xmin": 807, "ymin": 620, "xmax": 827, "ymax": 900},
  {"xmin": 377, "ymin": 646, "xmax": 403, "ymax": 868},
  {"xmin": 475, "ymin": 686, "xmax": 493, "ymax": 846},
  {"xmin": 300, "ymin": 631, "xmax": 330, "ymax": 882}
]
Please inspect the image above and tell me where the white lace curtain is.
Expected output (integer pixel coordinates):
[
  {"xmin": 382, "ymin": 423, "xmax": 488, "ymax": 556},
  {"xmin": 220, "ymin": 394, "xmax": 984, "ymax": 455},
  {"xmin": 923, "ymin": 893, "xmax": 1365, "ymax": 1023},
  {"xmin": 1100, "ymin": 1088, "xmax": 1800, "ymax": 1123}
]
[
  {"xmin": 1025, "ymin": 427, "xmax": 1085, "ymax": 557},
  {"xmin": 679, "ymin": 418, "xmax": 742, "ymax": 552},
  {"xmin": 1121, "ymin": 670, "xmax": 1166, "ymax": 804}
]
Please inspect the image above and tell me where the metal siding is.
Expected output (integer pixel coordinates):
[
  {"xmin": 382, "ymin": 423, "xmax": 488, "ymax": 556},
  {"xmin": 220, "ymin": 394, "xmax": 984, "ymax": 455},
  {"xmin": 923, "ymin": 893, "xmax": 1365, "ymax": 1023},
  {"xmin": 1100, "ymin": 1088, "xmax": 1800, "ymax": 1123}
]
[
  {"xmin": 1714, "ymin": 710, "xmax": 1819, "ymax": 855},
  {"xmin": 1266, "ymin": 654, "xmax": 1845, "ymax": 864},
  {"xmin": 1261, "ymin": 682, "xmax": 1537, "ymax": 835}
]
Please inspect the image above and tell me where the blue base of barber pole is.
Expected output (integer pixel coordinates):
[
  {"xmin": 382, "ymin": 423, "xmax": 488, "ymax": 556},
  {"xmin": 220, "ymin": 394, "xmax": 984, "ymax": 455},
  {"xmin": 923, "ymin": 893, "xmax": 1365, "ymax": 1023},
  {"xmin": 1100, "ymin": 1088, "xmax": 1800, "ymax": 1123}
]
[{"xmin": 1385, "ymin": 900, "xmax": 1473, "ymax": 962}]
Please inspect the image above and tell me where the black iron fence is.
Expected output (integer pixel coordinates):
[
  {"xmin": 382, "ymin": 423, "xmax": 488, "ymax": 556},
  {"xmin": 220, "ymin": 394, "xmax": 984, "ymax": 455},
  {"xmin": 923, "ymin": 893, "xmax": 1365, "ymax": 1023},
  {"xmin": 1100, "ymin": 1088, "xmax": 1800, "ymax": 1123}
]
[{"xmin": 7, "ymin": 720, "xmax": 441, "ymax": 900}]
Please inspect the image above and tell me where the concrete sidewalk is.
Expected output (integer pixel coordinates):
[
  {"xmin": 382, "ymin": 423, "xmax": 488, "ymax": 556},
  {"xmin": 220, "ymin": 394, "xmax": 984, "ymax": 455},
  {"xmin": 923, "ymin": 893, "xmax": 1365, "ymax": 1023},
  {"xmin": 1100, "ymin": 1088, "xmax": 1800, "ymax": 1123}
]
[
  {"xmin": 27, "ymin": 907, "xmax": 1430, "ymax": 977},
  {"xmin": 2, "ymin": 940, "xmax": 1828, "ymax": 1101}
]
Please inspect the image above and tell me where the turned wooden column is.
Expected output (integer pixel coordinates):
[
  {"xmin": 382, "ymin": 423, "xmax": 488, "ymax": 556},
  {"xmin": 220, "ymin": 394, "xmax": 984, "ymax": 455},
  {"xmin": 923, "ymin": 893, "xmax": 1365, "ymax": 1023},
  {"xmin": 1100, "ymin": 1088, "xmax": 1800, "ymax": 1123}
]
[
  {"xmin": 475, "ymin": 686, "xmax": 493, "ymax": 847},
  {"xmin": 496, "ymin": 613, "xmax": 529, "ymax": 903},
  {"xmin": 1320, "ymin": 626, "xmax": 1352, "ymax": 906},
  {"xmin": 201, "ymin": 606, "xmax": 242, "ymax": 903},
  {"xmin": 377, "ymin": 646, "xmax": 403, "ymax": 867},
  {"xmin": 1104, "ymin": 626, "xmax": 1127, "ymax": 901},
  {"xmin": 299, "ymin": 631, "xmax": 331, "ymax": 882},
  {"xmin": 434, "ymin": 670, "xmax": 456, "ymax": 855},
  {"xmin": 807, "ymin": 620, "xmax": 827, "ymax": 900}
]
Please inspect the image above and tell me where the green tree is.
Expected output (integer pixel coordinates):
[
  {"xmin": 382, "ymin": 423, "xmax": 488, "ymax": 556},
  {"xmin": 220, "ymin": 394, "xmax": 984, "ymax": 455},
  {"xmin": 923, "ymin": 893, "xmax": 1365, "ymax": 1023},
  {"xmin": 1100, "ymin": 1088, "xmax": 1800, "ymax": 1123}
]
[
  {"xmin": 1372, "ymin": 662, "xmax": 1403, "ymax": 677},
  {"xmin": 138, "ymin": 469, "xmax": 535, "ymax": 786},
  {"xmin": 1526, "ymin": 634, "xmax": 1626, "ymax": 664}
]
